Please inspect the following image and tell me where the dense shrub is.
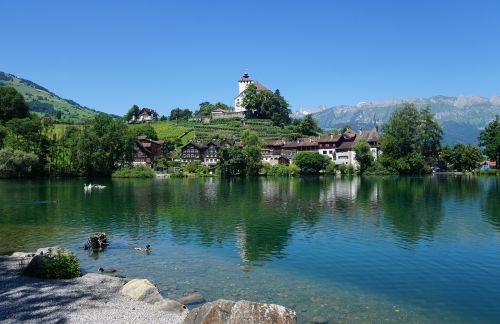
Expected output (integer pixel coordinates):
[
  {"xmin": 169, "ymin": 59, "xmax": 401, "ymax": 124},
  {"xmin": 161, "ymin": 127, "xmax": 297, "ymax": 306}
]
[
  {"xmin": 0, "ymin": 148, "xmax": 39, "ymax": 178},
  {"xmin": 262, "ymin": 163, "xmax": 290, "ymax": 176},
  {"xmin": 293, "ymin": 152, "xmax": 329, "ymax": 175},
  {"xmin": 112, "ymin": 165, "xmax": 156, "ymax": 178},
  {"xmin": 185, "ymin": 160, "xmax": 208, "ymax": 174},
  {"xmin": 323, "ymin": 162, "xmax": 337, "ymax": 175},
  {"xmin": 288, "ymin": 163, "xmax": 300, "ymax": 176},
  {"xmin": 338, "ymin": 164, "xmax": 356, "ymax": 175},
  {"xmin": 37, "ymin": 248, "xmax": 81, "ymax": 279}
]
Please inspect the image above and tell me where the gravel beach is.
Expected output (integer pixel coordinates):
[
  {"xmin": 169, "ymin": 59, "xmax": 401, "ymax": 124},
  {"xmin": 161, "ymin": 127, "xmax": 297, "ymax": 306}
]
[{"xmin": 0, "ymin": 255, "xmax": 186, "ymax": 324}]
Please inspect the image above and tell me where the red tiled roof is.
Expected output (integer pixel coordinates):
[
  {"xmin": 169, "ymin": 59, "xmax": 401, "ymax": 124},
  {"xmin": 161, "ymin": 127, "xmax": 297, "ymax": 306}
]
[{"xmin": 318, "ymin": 134, "xmax": 341, "ymax": 143}]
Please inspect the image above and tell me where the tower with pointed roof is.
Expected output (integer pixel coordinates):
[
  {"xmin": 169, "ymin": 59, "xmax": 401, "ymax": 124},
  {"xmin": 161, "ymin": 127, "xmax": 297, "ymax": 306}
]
[{"xmin": 234, "ymin": 72, "xmax": 269, "ymax": 112}]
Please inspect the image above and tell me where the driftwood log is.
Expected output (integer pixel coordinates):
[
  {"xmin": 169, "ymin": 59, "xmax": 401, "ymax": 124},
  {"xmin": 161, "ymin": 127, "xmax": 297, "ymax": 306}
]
[{"xmin": 84, "ymin": 232, "xmax": 109, "ymax": 251}]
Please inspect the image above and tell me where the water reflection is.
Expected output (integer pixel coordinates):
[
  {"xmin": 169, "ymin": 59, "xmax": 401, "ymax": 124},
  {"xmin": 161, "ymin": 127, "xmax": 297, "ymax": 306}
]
[
  {"xmin": 481, "ymin": 178, "xmax": 500, "ymax": 230},
  {"xmin": 0, "ymin": 176, "xmax": 497, "ymax": 261}
]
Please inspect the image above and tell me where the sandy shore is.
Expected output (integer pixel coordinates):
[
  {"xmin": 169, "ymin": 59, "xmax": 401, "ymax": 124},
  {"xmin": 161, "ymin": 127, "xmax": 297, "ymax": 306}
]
[{"xmin": 0, "ymin": 255, "xmax": 186, "ymax": 324}]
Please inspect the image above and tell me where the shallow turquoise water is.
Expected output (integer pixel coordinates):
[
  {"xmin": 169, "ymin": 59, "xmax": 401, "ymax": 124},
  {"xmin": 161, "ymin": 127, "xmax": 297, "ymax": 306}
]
[{"xmin": 0, "ymin": 176, "xmax": 499, "ymax": 323}]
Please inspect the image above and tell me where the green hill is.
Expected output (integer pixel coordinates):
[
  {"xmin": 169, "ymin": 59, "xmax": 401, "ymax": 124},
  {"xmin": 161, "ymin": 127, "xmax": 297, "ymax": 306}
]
[{"xmin": 0, "ymin": 71, "xmax": 101, "ymax": 121}]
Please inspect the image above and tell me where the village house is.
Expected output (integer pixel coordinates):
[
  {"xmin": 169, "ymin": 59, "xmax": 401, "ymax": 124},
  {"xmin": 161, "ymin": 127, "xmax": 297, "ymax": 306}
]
[
  {"xmin": 261, "ymin": 140, "xmax": 290, "ymax": 165},
  {"xmin": 130, "ymin": 108, "xmax": 159, "ymax": 123},
  {"xmin": 180, "ymin": 140, "xmax": 241, "ymax": 166},
  {"xmin": 330, "ymin": 129, "xmax": 381, "ymax": 166},
  {"xmin": 260, "ymin": 128, "xmax": 381, "ymax": 168},
  {"xmin": 133, "ymin": 136, "xmax": 168, "ymax": 166}
]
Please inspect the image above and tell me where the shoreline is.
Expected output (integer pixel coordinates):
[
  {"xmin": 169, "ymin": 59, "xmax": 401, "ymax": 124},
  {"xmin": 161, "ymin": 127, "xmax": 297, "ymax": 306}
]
[
  {"xmin": 0, "ymin": 253, "xmax": 187, "ymax": 324},
  {"xmin": 0, "ymin": 250, "xmax": 297, "ymax": 324}
]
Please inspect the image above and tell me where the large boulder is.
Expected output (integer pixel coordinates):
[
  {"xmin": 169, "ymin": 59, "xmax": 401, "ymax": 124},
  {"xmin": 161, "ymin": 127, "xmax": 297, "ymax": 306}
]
[
  {"xmin": 22, "ymin": 254, "xmax": 44, "ymax": 277},
  {"xmin": 183, "ymin": 299, "xmax": 297, "ymax": 324}
]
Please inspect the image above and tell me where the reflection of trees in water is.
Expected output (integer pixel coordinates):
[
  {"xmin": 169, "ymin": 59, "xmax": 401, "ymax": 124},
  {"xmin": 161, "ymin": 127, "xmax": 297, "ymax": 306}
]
[
  {"xmin": 481, "ymin": 179, "xmax": 500, "ymax": 231},
  {"xmin": 380, "ymin": 177, "xmax": 444, "ymax": 244},
  {"xmin": 437, "ymin": 175, "xmax": 481, "ymax": 201},
  {"xmin": 164, "ymin": 177, "xmax": 325, "ymax": 266}
]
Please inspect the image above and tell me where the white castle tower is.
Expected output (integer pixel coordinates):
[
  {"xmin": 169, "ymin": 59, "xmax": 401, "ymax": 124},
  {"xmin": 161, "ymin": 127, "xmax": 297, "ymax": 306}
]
[
  {"xmin": 234, "ymin": 72, "xmax": 268, "ymax": 112},
  {"xmin": 234, "ymin": 73, "xmax": 254, "ymax": 112}
]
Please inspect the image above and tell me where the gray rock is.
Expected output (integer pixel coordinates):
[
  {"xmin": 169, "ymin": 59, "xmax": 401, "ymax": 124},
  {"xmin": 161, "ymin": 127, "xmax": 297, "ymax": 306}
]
[
  {"xmin": 120, "ymin": 278, "xmax": 189, "ymax": 316},
  {"xmin": 158, "ymin": 299, "xmax": 189, "ymax": 315},
  {"xmin": 120, "ymin": 279, "xmax": 164, "ymax": 304},
  {"xmin": 179, "ymin": 293, "xmax": 205, "ymax": 305},
  {"xmin": 183, "ymin": 299, "xmax": 297, "ymax": 324},
  {"xmin": 36, "ymin": 246, "xmax": 59, "ymax": 255},
  {"xmin": 22, "ymin": 254, "xmax": 44, "ymax": 277},
  {"xmin": 311, "ymin": 315, "xmax": 329, "ymax": 324},
  {"xmin": 10, "ymin": 252, "xmax": 35, "ymax": 258}
]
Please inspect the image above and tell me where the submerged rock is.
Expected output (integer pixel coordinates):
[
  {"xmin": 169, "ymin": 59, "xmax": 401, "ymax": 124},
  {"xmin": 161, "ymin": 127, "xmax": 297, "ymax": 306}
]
[
  {"xmin": 179, "ymin": 293, "xmax": 206, "ymax": 306},
  {"xmin": 183, "ymin": 299, "xmax": 297, "ymax": 324}
]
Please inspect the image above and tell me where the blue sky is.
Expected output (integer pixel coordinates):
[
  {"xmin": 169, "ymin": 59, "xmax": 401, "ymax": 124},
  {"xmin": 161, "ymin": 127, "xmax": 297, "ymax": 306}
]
[{"xmin": 1, "ymin": 0, "xmax": 499, "ymax": 116}]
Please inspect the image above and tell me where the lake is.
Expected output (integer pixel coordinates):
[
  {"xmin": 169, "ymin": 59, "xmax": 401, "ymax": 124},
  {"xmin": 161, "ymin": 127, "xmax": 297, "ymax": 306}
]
[{"xmin": 0, "ymin": 176, "xmax": 499, "ymax": 323}]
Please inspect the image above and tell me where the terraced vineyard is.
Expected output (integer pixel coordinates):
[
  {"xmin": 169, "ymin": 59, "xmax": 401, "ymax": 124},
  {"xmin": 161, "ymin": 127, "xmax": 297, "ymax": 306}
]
[{"xmin": 147, "ymin": 119, "xmax": 295, "ymax": 143}]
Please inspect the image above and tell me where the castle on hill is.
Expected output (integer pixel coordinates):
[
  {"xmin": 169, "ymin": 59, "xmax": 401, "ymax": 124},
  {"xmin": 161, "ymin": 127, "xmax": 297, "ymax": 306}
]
[
  {"xmin": 234, "ymin": 72, "xmax": 269, "ymax": 112},
  {"xmin": 211, "ymin": 72, "xmax": 269, "ymax": 120}
]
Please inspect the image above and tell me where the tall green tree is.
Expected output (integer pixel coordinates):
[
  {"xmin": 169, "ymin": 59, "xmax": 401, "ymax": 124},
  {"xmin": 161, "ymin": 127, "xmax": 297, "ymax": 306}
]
[
  {"xmin": 478, "ymin": 116, "xmax": 500, "ymax": 166},
  {"xmin": 298, "ymin": 115, "xmax": 322, "ymax": 136},
  {"xmin": 241, "ymin": 130, "xmax": 262, "ymax": 175},
  {"xmin": 451, "ymin": 144, "xmax": 482, "ymax": 172},
  {"xmin": 293, "ymin": 152, "xmax": 329, "ymax": 175},
  {"xmin": 353, "ymin": 139, "xmax": 374, "ymax": 174},
  {"xmin": 380, "ymin": 103, "xmax": 442, "ymax": 174},
  {"xmin": 194, "ymin": 102, "xmax": 231, "ymax": 117},
  {"xmin": 242, "ymin": 84, "xmax": 291, "ymax": 126},
  {"xmin": 169, "ymin": 108, "xmax": 192, "ymax": 121},
  {"xmin": 0, "ymin": 86, "xmax": 29, "ymax": 123},
  {"xmin": 124, "ymin": 104, "xmax": 140, "ymax": 121},
  {"xmin": 73, "ymin": 115, "xmax": 132, "ymax": 177},
  {"xmin": 128, "ymin": 124, "xmax": 158, "ymax": 140},
  {"xmin": 418, "ymin": 106, "xmax": 443, "ymax": 163},
  {"xmin": 217, "ymin": 146, "xmax": 247, "ymax": 176}
]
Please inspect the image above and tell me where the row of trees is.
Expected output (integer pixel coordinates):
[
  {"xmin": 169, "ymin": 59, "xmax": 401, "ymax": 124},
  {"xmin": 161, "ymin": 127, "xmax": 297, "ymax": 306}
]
[{"xmin": 0, "ymin": 86, "xmax": 148, "ymax": 178}]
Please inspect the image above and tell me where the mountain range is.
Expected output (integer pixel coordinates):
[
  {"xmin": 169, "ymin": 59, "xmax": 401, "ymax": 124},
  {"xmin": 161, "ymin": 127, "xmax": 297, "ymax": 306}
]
[
  {"xmin": 0, "ymin": 71, "xmax": 102, "ymax": 121},
  {"xmin": 307, "ymin": 96, "xmax": 500, "ymax": 145}
]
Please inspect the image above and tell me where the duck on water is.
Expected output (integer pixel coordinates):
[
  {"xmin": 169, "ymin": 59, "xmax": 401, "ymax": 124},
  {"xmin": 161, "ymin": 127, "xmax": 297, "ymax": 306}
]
[{"xmin": 135, "ymin": 245, "xmax": 151, "ymax": 253}]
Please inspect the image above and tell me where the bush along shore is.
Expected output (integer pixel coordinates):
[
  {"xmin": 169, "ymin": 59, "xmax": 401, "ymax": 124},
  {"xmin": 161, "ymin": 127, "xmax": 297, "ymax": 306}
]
[{"xmin": 0, "ymin": 246, "xmax": 297, "ymax": 324}]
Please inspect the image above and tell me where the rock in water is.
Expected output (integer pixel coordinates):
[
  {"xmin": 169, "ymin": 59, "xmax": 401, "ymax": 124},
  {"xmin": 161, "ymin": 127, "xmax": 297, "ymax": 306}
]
[
  {"xmin": 183, "ymin": 299, "xmax": 297, "ymax": 324},
  {"xmin": 120, "ymin": 279, "xmax": 163, "ymax": 304},
  {"xmin": 120, "ymin": 279, "xmax": 188, "ymax": 316},
  {"xmin": 84, "ymin": 232, "xmax": 108, "ymax": 251},
  {"xmin": 178, "ymin": 293, "xmax": 206, "ymax": 306},
  {"xmin": 158, "ymin": 299, "xmax": 189, "ymax": 314}
]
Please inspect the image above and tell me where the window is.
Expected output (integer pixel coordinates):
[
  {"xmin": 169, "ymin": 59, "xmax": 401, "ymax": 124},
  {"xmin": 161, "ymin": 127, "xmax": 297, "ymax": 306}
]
[
  {"xmin": 323, "ymin": 151, "xmax": 327, "ymax": 154},
  {"xmin": 329, "ymin": 150, "xmax": 333, "ymax": 154}
]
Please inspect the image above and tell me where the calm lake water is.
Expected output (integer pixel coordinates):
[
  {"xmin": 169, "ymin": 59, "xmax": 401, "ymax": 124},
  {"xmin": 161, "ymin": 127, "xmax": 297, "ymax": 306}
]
[{"xmin": 1, "ymin": 176, "xmax": 499, "ymax": 323}]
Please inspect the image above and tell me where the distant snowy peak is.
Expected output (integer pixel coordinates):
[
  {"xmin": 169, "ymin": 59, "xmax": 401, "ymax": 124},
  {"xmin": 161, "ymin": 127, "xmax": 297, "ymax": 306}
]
[{"xmin": 352, "ymin": 95, "xmax": 500, "ymax": 110}]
